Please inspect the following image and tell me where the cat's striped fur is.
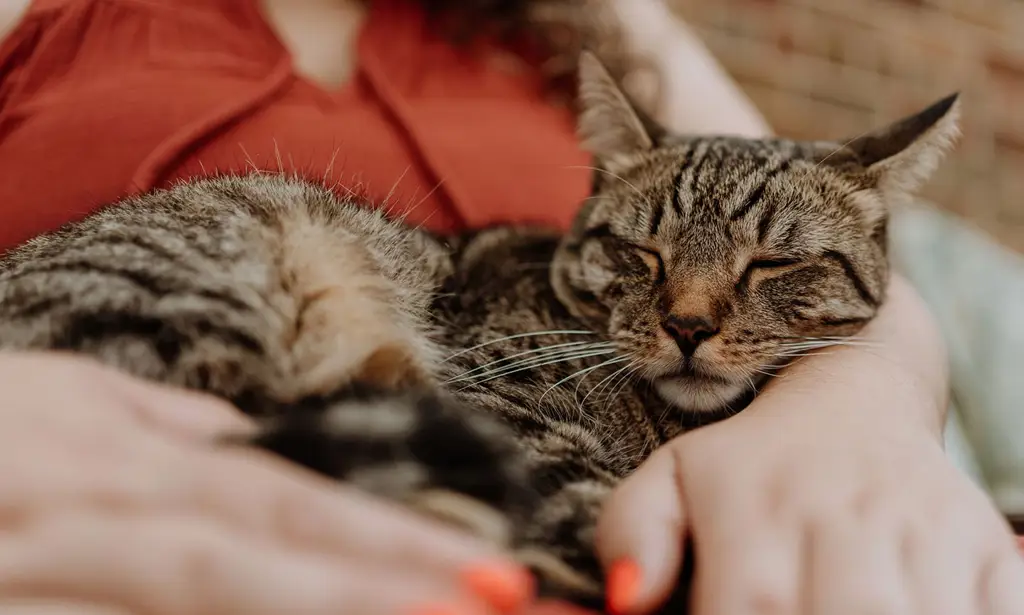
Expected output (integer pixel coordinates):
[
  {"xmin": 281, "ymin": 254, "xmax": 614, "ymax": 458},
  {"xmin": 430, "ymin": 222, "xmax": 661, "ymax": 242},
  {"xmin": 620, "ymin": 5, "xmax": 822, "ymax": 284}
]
[{"xmin": 0, "ymin": 55, "xmax": 959, "ymax": 611}]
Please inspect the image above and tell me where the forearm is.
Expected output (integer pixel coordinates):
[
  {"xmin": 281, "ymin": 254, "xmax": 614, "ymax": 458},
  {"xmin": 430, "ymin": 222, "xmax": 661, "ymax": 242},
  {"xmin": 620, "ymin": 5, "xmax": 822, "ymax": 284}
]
[
  {"xmin": 609, "ymin": 0, "xmax": 772, "ymax": 138},
  {"xmin": 754, "ymin": 273, "xmax": 950, "ymax": 440}
]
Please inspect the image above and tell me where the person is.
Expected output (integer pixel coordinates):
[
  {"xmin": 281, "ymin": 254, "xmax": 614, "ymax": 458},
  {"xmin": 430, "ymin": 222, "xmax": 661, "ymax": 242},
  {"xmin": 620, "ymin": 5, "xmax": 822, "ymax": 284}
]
[{"xmin": 0, "ymin": 1, "xmax": 1019, "ymax": 614}]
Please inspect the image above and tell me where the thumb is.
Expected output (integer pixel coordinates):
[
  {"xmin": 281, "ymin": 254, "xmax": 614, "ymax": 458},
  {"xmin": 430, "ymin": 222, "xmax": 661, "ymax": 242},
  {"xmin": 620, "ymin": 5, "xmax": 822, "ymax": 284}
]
[
  {"xmin": 100, "ymin": 362, "xmax": 255, "ymax": 439},
  {"xmin": 595, "ymin": 448, "xmax": 689, "ymax": 614}
]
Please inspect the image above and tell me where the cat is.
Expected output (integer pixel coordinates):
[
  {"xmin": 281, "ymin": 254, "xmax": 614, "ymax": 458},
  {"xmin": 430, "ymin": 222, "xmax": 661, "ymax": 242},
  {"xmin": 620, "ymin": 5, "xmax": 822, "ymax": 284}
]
[{"xmin": 0, "ymin": 53, "xmax": 959, "ymax": 611}]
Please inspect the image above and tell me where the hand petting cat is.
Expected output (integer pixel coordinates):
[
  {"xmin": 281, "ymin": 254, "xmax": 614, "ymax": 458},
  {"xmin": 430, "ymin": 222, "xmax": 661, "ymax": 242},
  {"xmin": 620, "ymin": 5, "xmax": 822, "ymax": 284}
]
[
  {"xmin": 0, "ymin": 352, "xmax": 531, "ymax": 615},
  {"xmin": 595, "ymin": 276, "xmax": 1024, "ymax": 615}
]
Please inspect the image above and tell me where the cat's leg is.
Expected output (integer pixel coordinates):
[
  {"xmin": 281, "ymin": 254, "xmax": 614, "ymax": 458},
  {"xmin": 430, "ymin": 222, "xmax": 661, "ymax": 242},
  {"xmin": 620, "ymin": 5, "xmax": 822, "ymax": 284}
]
[
  {"xmin": 444, "ymin": 391, "xmax": 692, "ymax": 611},
  {"xmin": 516, "ymin": 469, "xmax": 694, "ymax": 613},
  {"xmin": 243, "ymin": 385, "xmax": 629, "ymax": 608},
  {"xmin": 244, "ymin": 385, "xmax": 539, "ymax": 551}
]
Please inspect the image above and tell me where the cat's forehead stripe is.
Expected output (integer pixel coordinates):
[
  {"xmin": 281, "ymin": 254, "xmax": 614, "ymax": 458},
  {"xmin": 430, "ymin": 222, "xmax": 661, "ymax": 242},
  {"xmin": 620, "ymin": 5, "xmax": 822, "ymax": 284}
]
[
  {"xmin": 664, "ymin": 149, "xmax": 696, "ymax": 232},
  {"xmin": 671, "ymin": 141, "xmax": 711, "ymax": 218},
  {"xmin": 728, "ymin": 158, "xmax": 793, "ymax": 223}
]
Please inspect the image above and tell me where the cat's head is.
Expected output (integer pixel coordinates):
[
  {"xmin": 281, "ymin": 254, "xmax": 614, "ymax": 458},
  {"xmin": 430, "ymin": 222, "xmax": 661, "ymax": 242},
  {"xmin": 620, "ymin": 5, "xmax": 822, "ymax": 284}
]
[{"xmin": 552, "ymin": 52, "xmax": 960, "ymax": 412}]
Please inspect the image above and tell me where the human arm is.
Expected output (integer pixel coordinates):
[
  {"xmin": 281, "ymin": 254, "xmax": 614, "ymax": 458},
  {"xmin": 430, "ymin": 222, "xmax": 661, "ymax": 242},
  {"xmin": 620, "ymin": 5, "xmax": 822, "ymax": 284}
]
[
  {"xmin": 0, "ymin": 352, "xmax": 534, "ymax": 615},
  {"xmin": 0, "ymin": 0, "xmax": 30, "ymax": 41},
  {"xmin": 596, "ymin": 274, "xmax": 1024, "ymax": 615},
  {"xmin": 607, "ymin": 0, "xmax": 771, "ymax": 138}
]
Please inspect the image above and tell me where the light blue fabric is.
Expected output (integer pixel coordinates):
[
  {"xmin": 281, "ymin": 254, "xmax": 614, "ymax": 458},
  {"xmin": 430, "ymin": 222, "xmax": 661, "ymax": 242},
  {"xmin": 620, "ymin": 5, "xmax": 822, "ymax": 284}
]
[{"xmin": 890, "ymin": 203, "xmax": 1024, "ymax": 513}]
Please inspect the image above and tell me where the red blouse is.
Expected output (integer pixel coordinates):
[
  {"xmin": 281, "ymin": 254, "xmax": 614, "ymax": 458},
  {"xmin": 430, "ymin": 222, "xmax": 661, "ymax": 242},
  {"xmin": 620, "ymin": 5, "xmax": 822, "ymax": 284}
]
[{"xmin": 0, "ymin": 0, "xmax": 591, "ymax": 252}]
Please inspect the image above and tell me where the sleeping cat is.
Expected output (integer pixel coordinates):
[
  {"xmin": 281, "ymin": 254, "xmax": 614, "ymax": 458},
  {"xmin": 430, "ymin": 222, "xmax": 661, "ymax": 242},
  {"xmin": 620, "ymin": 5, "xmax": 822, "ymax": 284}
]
[{"xmin": 0, "ymin": 53, "xmax": 959, "ymax": 611}]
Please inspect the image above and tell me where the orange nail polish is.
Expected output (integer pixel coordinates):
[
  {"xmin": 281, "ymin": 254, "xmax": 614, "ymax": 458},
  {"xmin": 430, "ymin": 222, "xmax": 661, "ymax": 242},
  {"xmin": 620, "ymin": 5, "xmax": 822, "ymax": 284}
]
[
  {"xmin": 460, "ymin": 563, "xmax": 536, "ymax": 614},
  {"xmin": 606, "ymin": 559, "xmax": 642, "ymax": 615}
]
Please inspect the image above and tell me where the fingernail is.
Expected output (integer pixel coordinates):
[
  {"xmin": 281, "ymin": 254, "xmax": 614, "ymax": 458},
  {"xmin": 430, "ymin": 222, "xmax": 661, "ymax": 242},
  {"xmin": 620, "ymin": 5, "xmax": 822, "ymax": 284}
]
[
  {"xmin": 460, "ymin": 562, "xmax": 536, "ymax": 613},
  {"xmin": 1016, "ymin": 535, "xmax": 1024, "ymax": 553},
  {"xmin": 606, "ymin": 558, "xmax": 642, "ymax": 615}
]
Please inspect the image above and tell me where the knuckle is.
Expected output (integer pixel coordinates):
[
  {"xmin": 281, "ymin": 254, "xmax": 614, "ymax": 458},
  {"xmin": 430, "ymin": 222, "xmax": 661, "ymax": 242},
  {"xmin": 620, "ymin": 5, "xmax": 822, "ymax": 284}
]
[
  {"xmin": 844, "ymin": 592, "xmax": 904, "ymax": 615},
  {"xmin": 165, "ymin": 521, "xmax": 233, "ymax": 604},
  {"xmin": 264, "ymin": 482, "xmax": 332, "ymax": 545}
]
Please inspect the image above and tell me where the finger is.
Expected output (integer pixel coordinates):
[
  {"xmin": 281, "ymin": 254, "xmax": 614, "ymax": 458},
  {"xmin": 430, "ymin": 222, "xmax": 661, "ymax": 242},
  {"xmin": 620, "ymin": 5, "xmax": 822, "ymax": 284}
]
[
  {"xmin": 0, "ymin": 351, "xmax": 253, "ymax": 440},
  {"xmin": 171, "ymin": 444, "xmax": 517, "ymax": 578},
  {"xmin": 595, "ymin": 448, "xmax": 686, "ymax": 614},
  {"xmin": 904, "ymin": 524, "xmax": 980, "ymax": 615},
  {"xmin": 0, "ymin": 600, "xmax": 129, "ymax": 615},
  {"xmin": 101, "ymin": 366, "xmax": 255, "ymax": 440},
  {"xmin": 692, "ymin": 524, "xmax": 799, "ymax": 615},
  {"xmin": 0, "ymin": 511, "xmax": 495, "ymax": 615},
  {"xmin": 0, "ymin": 601, "xmax": 129, "ymax": 615},
  {"xmin": 806, "ymin": 514, "xmax": 910, "ymax": 615},
  {"xmin": 984, "ymin": 549, "xmax": 1024, "ymax": 615}
]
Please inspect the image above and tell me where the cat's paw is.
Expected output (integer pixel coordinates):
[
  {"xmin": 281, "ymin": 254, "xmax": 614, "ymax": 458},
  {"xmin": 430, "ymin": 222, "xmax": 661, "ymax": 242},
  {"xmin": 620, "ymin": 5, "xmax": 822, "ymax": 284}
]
[{"xmin": 247, "ymin": 385, "xmax": 537, "ymax": 547}]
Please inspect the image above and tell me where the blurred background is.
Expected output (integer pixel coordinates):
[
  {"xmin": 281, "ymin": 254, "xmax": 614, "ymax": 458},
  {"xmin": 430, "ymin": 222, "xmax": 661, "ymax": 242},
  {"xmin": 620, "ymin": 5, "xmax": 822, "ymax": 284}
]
[{"xmin": 665, "ymin": 0, "xmax": 1024, "ymax": 522}]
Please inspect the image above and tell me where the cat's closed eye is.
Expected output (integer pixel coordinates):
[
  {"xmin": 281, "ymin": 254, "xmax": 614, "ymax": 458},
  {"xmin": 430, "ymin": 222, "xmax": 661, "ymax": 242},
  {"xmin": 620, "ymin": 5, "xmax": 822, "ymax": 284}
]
[
  {"xmin": 737, "ymin": 257, "xmax": 802, "ymax": 292},
  {"xmin": 746, "ymin": 258, "xmax": 801, "ymax": 272},
  {"xmin": 631, "ymin": 245, "xmax": 665, "ymax": 284}
]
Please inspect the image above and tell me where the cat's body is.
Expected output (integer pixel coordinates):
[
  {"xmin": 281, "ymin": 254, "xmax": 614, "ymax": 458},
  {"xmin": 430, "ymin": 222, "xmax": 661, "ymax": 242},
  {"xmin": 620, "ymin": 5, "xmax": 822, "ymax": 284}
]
[{"xmin": 0, "ymin": 55, "xmax": 960, "ymax": 611}]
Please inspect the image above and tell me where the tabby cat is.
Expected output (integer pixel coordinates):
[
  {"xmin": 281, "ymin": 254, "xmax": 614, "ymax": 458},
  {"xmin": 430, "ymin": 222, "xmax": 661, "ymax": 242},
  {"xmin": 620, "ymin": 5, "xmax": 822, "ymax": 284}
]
[{"xmin": 0, "ymin": 54, "xmax": 959, "ymax": 611}]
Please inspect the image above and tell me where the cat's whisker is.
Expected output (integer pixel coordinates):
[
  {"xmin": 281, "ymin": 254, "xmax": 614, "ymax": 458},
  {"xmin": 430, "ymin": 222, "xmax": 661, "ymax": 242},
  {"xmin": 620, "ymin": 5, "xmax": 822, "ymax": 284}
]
[
  {"xmin": 599, "ymin": 362, "xmax": 641, "ymax": 416},
  {"xmin": 780, "ymin": 336, "xmax": 882, "ymax": 349},
  {"xmin": 775, "ymin": 351, "xmax": 838, "ymax": 359},
  {"xmin": 455, "ymin": 349, "xmax": 621, "ymax": 390},
  {"xmin": 605, "ymin": 363, "xmax": 640, "ymax": 403},
  {"xmin": 786, "ymin": 335, "xmax": 871, "ymax": 341},
  {"xmin": 778, "ymin": 339, "xmax": 855, "ymax": 348},
  {"xmin": 750, "ymin": 367, "xmax": 781, "ymax": 380},
  {"xmin": 445, "ymin": 341, "xmax": 614, "ymax": 383},
  {"xmin": 448, "ymin": 341, "xmax": 603, "ymax": 378},
  {"xmin": 778, "ymin": 341, "xmax": 878, "ymax": 353},
  {"xmin": 777, "ymin": 345, "xmax": 833, "ymax": 352},
  {"xmin": 598, "ymin": 358, "xmax": 641, "ymax": 403},
  {"xmin": 538, "ymin": 356, "xmax": 630, "ymax": 404},
  {"xmin": 580, "ymin": 360, "xmax": 636, "ymax": 412},
  {"xmin": 442, "ymin": 330, "xmax": 595, "ymax": 362},
  {"xmin": 572, "ymin": 358, "xmax": 634, "ymax": 424},
  {"xmin": 447, "ymin": 347, "xmax": 617, "ymax": 386},
  {"xmin": 782, "ymin": 337, "xmax": 878, "ymax": 345}
]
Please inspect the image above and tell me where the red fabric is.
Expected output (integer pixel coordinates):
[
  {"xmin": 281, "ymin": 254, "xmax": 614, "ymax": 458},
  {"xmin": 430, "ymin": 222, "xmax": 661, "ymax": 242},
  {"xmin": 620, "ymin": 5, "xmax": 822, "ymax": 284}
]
[{"xmin": 0, "ymin": 0, "xmax": 591, "ymax": 252}]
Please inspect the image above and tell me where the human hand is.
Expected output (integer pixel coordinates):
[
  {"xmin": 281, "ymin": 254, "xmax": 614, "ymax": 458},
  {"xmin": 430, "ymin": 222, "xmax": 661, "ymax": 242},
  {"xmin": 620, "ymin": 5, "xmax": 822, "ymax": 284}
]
[
  {"xmin": 0, "ymin": 352, "xmax": 536, "ymax": 615},
  {"xmin": 597, "ymin": 406, "xmax": 1024, "ymax": 615},
  {"xmin": 595, "ymin": 277, "xmax": 1024, "ymax": 614}
]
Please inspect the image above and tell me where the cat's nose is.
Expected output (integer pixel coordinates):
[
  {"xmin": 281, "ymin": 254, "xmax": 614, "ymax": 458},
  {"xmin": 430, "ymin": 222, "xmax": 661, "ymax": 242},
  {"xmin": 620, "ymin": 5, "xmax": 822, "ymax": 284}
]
[{"xmin": 662, "ymin": 316, "xmax": 719, "ymax": 357}]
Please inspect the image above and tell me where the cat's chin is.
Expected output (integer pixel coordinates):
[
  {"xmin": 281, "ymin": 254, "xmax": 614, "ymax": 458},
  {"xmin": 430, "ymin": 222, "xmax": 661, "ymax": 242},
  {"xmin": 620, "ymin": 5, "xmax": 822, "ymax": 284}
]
[{"xmin": 654, "ymin": 374, "xmax": 750, "ymax": 413}]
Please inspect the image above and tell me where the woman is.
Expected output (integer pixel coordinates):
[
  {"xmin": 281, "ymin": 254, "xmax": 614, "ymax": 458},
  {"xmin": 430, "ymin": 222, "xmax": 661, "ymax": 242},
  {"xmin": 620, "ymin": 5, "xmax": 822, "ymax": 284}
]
[{"xmin": 0, "ymin": 1, "xmax": 1019, "ymax": 614}]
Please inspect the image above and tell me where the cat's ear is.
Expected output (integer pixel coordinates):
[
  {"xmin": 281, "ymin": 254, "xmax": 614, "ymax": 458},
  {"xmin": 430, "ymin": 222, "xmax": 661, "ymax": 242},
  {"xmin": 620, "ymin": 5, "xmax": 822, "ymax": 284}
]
[
  {"xmin": 838, "ymin": 93, "xmax": 961, "ymax": 195},
  {"xmin": 577, "ymin": 51, "xmax": 656, "ymax": 168}
]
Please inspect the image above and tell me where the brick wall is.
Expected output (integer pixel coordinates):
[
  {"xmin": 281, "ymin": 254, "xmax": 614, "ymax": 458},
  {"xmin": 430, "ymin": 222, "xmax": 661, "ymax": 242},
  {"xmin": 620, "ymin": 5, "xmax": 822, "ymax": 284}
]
[{"xmin": 668, "ymin": 0, "xmax": 1024, "ymax": 253}]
